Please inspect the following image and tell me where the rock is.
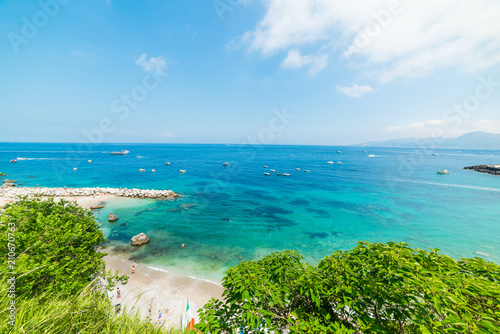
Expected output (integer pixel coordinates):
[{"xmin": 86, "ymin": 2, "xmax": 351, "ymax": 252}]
[{"xmin": 131, "ymin": 233, "xmax": 150, "ymax": 246}]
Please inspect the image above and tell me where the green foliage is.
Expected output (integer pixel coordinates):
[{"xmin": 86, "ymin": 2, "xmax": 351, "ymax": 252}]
[
  {"xmin": 197, "ymin": 242, "xmax": 500, "ymax": 333},
  {"xmin": 0, "ymin": 197, "xmax": 127, "ymax": 299},
  {"xmin": 0, "ymin": 267, "xmax": 186, "ymax": 334},
  {"xmin": 0, "ymin": 172, "xmax": 6, "ymax": 176}
]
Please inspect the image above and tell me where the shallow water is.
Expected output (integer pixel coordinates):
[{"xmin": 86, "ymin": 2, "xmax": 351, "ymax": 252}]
[{"xmin": 2, "ymin": 143, "xmax": 500, "ymax": 280}]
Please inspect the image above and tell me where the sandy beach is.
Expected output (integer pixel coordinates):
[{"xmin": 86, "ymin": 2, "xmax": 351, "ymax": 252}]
[{"xmin": 0, "ymin": 189, "xmax": 224, "ymax": 327}]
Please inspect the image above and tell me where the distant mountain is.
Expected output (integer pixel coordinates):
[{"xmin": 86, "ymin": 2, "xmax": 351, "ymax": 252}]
[{"xmin": 355, "ymin": 131, "xmax": 500, "ymax": 149}]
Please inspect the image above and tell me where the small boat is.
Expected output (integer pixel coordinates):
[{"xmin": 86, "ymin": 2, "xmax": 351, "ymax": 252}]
[
  {"xmin": 277, "ymin": 173, "xmax": 282, "ymax": 176},
  {"xmin": 337, "ymin": 151, "xmax": 342, "ymax": 154},
  {"xmin": 17, "ymin": 157, "xmax": 27, "ymax": 160},
  {"xmin": 283, "ymin": 173, "xmax": 291, "ymax": 176},
  {"xmin": 327, "ymin": 161, "xmax": 334, "ymax": 164},
  {"xmin": 223, "ymin": 162, "xmax": 230, "ymax": 166},
  {"xmin": 152, "ymin": 169, "xmax": 156, "ymax": 173},
  {"xmin": 295, "ymin": 168, "xmax": 301, "ymax": 171},
  {"xmin": 139, "ymin": 169, "xmax": 145, "ymax": 172},
  {"xmin": 304, "ymin": 170, "xmax": 310, "ymax": 173},
  {"xmin": 337, "ymin": 161, "xmax": 343, "ymax": 165},
  {"xmin": 110, "ymin": 150, "xmax": 129, "ymax": 155},
  {"xmin": 88, "ymin": 160, "xmax": 92, "ymax": 164},
  {"xmin": 264, "ymin": 172, "xmax": 271, "ymax": 176},
  {"xmin": 180, "ymin": 170, "xmax": 186, "ymax": 173},
  {"xmin": 437, "ymin": 170, "xmax": 450, "ymax": 175},
  {"xmin": 73, "ymin": 168, "xmax": 77, "ymax": 171},
  {"xmin": 91, "ymin": 205, "xmax": 104, "ymax": 210},
  {"xmin": 270, "ymin": 169, "xmax": 276, "ymax": 172},
  {"xmin": 109, "ymin": 214, "xmax": 118, "ymax": 222},
  {"xmin": 10, "ymin": 159, "xmax": 17, "ymax": 163},
  {"xmin": 432, "ymin": 153, "xmax": 440, "ymax": 156},
  {"xmin": 368, "ymin": 154, "xmax": 376, "ymax": 157},
  {"xmin": 263, "ymin": 165, "xmax": 268, "ymax": 168},
  {"xmin": 363, "ymin": 150, "xmax": 367, "ymax": 153},
  {"xmin": 166, "ymin": 162, "xmax": 171, "ymax": 165}
]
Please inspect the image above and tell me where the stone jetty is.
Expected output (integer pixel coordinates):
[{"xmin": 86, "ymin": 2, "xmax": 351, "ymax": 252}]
[
  {"xmin": 0, "ymin": 184, "xmax": 178, "ymax": 199},
  {"xmin": 464, "ymin": 165, "xmax": 500, "ymax": 176}
]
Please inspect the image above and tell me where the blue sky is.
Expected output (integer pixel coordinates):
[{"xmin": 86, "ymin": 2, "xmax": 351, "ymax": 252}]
[{"xmin": 1, "ymin": 0, "xmax": 499, "ymax": 145}]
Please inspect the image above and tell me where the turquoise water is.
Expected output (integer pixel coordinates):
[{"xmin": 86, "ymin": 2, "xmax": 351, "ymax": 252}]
[{"xmin": 2, "ymin": 143, "xmax": 500, "ymax": 280}]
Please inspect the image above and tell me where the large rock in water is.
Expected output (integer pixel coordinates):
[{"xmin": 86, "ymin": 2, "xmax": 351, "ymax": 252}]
[{"xmin": 131, "ymin": 233, "xmax": 150, "ymax": 246}]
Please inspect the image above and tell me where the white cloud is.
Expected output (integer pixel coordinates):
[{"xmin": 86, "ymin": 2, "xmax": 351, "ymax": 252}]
[
  {"xmin": 383, "ymin": 119, "xmax": 500, "ymax": 138},
  {"xmin": 236, "ymin": 0, "xmax": 500, "ymax": 82},
  {"xmin": 281, "ymin": 49, "xmax": 328, "ymax": 74},
  {"xmin": 158, "ymin": 133, "xmax": 175, "ymax": 138},
  {"xmin": 135, "ymin": 54, "xmax": 167, "ymax": 74},
  {"xmin": 337, "ymin": 84, "xmax": 374, "ymax": 98}
]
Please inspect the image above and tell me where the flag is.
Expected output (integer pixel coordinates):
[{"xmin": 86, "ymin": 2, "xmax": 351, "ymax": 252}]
[{"xmin": 184, "ymin": 299, "xmax": 195, "ymax": 330}]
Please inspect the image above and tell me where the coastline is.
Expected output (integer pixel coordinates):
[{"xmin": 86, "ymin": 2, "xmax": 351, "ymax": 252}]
[{"xmin": 0, "ymin": 187, "xmax": 224, "ymax": 326}]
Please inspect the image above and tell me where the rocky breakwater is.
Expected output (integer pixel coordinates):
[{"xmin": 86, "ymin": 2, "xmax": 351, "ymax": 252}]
[
  {"xmin": 464, "ymin": 165, "xmax": 500, "ymax": 176},
  {"xmin": 0, "ymin": 185, "xmax": 178, "ymax": 199}
]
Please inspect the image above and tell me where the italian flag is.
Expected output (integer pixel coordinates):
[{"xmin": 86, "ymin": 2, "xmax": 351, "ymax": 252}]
[{"xmin": 183, "ymin": 299, "xmax": 195, "ymax": 331}]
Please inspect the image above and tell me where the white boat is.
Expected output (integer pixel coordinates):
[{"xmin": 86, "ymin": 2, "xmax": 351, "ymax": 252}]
[
  {"xmin": 263, "ymin": 165, "xmax": 268, "ymax": 168},
  {"xmin": 437, "ymin": 170, "xmax": 450, "ymax": 175},
  {"xmin": 304, "ymin": 170, "xmax": 310, "ymax": 173},
  {"xmin": 432, "ymin": 153, "xmax": 440, "ymax": 156},
  {"xmin": 337, "ymin": 161, "xmax": 343, "ymax": 165},
  {"xmin": 223, "ymin": 162, "xmax": 230, "ymax": 166},
  {"xmin": 270, "ymin": 169, "xmax": 276, "ymax": 172},
  {"xmin": 363, "ymin": 150, "xmax": 367, "ymax": 153},
  {"xmin": 368, "ymin": 154, "xmax": 376, "ymax": 157},
  {"xmin": 152, "ymin": 169, "xmax": 156, "ymax": 173},
  {"xmin": 73, "ymin": 168, "xmax": 77, "ymax": 171},
  {"xmin": 296, "ymin": 168, "xmax": 301, "ymax": 171},
  {"xmin": 327, "ymin": 161, "xmax": 334, "ymax": 164},
  {"xmin": 139, "ymin": 169, "xmax": 145, "ymax": 172},
  {"xmin": 337, "ymin": 151, "xmax": 342, "ymax": 154},
  {"xmin": 110, "ymin": 150, "xmax": 129, "ymax": 155},
  {"xmin": 264, "ymin": 172, "xmax": 271, "ymax": 176},
  {"xmin": 283, "ymin": 173, "xmax": 291, "ymax": 176},
  {"xmin": 180, "ymin": 170, "xmax": 186, "ymax": 173},
  {"xmin": 166, "ymin": 162, "xmax": 171, "ymax": 165},
  {"xmin": 88, "ymin": 160, "xmax": 92, "ymax": 164}
]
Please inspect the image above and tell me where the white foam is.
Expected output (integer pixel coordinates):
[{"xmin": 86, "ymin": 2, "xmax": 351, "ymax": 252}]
[
  {"xmin": 148, "ymin": 266, "xmax": 222, "ymax": 286},
  {"xmin": 402, "ymin": 180, "xmax": 500, "ymax": 193}
]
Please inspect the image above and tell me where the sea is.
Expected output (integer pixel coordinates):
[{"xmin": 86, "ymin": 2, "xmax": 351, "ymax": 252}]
[{"xmin": 1, "ymin": 142, "xmax": 500, "ymax": 281}]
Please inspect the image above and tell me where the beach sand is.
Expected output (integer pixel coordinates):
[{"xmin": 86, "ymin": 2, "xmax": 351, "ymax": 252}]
[
  {"xmin": 0, "ymin": 192, "xmax": 224, "ymax": 327},
  {"xmin": 104, "ymin": 253, "xmax": 223, "ymax": 327}
]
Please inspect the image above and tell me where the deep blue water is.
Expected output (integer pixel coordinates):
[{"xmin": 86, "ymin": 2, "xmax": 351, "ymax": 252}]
[{"xmin": 1, "ymin": 143, "xmax": 500, "ymax": 280}]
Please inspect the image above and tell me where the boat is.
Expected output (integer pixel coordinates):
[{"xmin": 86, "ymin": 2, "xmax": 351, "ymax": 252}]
[
  {"xmin": 338, "ymin": 151, "xmax": 342, "ymax": 154},
  {"xmin": 337, "ymin": 161, "xmax": 343, "ymax": 165},
  {"xmin": 264, "ymin": 172, "xmax": 271, "ymax": 176},
  {"xmin": 180, "ymin": 170, "xmax": 186, "ymax": 173},
  {"xmin": 295, "ymin": 168, "xmax": 301, "ymax": 171},
  {"xmin": 263, "ymin": 165, "xmax": 268, "ymax": 168},
  {"xmin": 363, "ymin": 150, "xmax": 367, "ymax": 153},
  {"xmin": 437, "ymin": 170, "xmax": 450, "ymax": 175},
  {"xmin": 270, "ymin": 169, "xmax": 276, "ymax": 172},
  {"xmin": 17, "ymin": 157, "xmax": 27, "ymax": 160},
  {"xmin": 283, "ymin": 173, "xmax": 291, "ymax": 176},
  {"xmin": 368, "ymin": 154, "xmax": 376, "ymax": 157},
  {"xmin": 152, "ymin": 169, "xmax": 156, "ymax": 173},
  {"xmin": 223, "ymin": 162, "xmax": 230, "ymax": 166},
  {"xmin": 327, "ymin": 161, "xmax": 334, "ymax": 164},
  {"xmin": 277, "ymin": 173, "xmax": 282, "ymax": 176},
  {"xmin": 432, "ymin": 153, "xmax": 440, "ymax": 156},
  {"xmin": 304, "ymin": 170, "xmax": 310, "ymax": 173},
  {"xmin": 73, "ymin": 168, "xmax": 77, "ymax": 171},
  {"xmin": 110, "ymin": 150, "xmax": 129, "ymax": 155},
  {"xmin": 109, "ymin": 214, "xmax": 118, "ymax": 222},
  {"xmin": 91, "ymin": 205, "xmax": 104, "ymax": 210},
  {"xmin": 88, "ymin": 160, "xmax": 92, "ymax": 164},
  {"xmin": 166, "ymin": 162, "xmax": 171, "ymax": 165},
  {"xmin": 10, "ymin": 159, "xmax": 17, "ymax": 163},
  {"xmin": 139, "ymin": 169, "xmax": 145, "ymax": 172}
]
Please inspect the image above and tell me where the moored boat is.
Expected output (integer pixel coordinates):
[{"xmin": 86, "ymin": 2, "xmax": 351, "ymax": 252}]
[
  {"xmin": 264, "ymin": 172, "xmax": 271, "ymax": 176},
  {"xmin": 283, "ymin": 173, "xmax": 291, "ymax": 176},
  {"xmin": 223, "ymin": 162, "xmax": 230, "ymax": 166},
  {"xmin": 180, "ymin": 170, "xmax": 186, "ymax": 173},
  {"xmin": 10, "ymin": 159, "xmax": 17, "ymax": 163},
  {"xmin": 437, "ymin": 170, "xmax": 450, "ymax": 175},
  {"xmin": 304, "ymin": 170, "xmax": 310, "ymax": 173},
  {"xmin": 109, "ymin": 214, "xmax": 118, "ymax": 222},
  {"xmin": 88, "ymin": 160, "xmax": 92, "ymax": 164},
  {"xmin": 166, "ymin": 162, "xmax": 171, "ymax": 165},
  {"xmin": 296, "ymin": 168, "xmax": 301, "ymax": 171},
  {"xmin": 327, "ymin": 161, "xmax": 334, "ymax": 164},
  {"xmin": 139, "ymin": 169, "xmax": 145, "ymax": 172}
]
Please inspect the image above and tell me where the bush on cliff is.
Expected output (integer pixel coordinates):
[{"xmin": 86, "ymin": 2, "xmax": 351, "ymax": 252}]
[{"xmin": 197, "ymin": 242, "xmax": 500, "ymax": 333}]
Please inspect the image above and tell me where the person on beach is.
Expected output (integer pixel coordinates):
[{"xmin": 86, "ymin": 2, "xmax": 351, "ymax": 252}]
[
  {"xmin": 117, "ymin": 287, "xmax": 121, "ymax": 299},
  {"xmin": 132, "ymin": 265, "xmax": 136, "ymax": 274}
]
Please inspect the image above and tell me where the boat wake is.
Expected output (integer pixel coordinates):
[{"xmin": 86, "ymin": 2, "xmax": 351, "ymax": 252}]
[{"xmin": 401, "ymin": 180, "xmax": 500, "ymax": 193}]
